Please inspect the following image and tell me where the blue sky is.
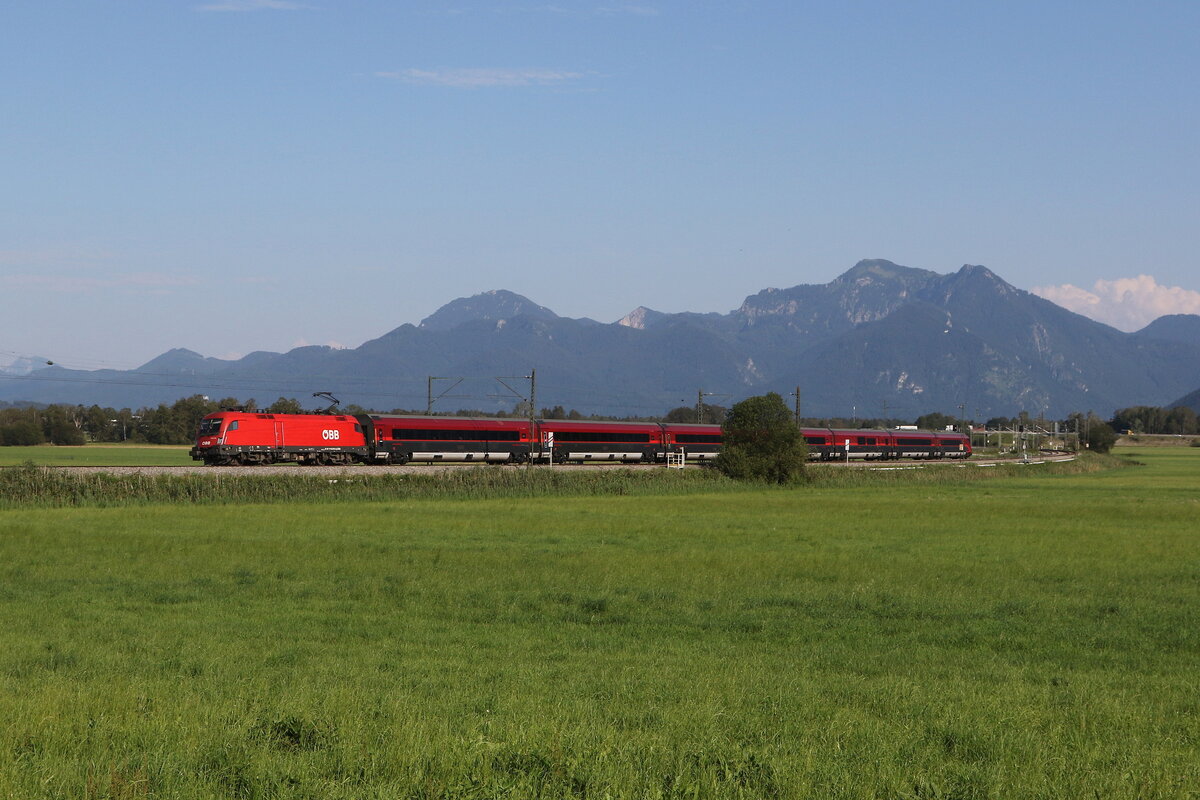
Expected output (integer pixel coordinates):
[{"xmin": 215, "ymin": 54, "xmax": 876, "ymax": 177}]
[{"xmin": 2, "ymin": 0, "xmax": 1198, "ymax": 369}]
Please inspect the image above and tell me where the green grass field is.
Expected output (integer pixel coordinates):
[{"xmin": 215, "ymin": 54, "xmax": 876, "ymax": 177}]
[
  {"xmin": 0, "ymin": 449, "xmax": 1196, "ymax": 798},
  {"xmin": 0, "ymin": 443, "xmax": 193, "ymax": 467}
]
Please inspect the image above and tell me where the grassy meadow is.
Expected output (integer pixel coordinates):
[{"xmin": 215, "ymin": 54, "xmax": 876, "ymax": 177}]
[
  {"xmin": 0, "ymin": 443, "xmax": 193, "ymax": 467},
  {"xmin": 0, "ymin": 450, "xmax": 1196, "ymax": 798}
]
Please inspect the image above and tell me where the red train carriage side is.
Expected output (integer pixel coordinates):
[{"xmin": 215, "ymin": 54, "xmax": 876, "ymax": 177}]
[
  {"xmin": 825, "ymin": 429, "xmax": 894, "ymax": 460},
  {"xmin": 935, "ymin": 430, "xmax": 972, "ymax": 458},
  {"xmin": 190, "ymin": 411, "xmax": 368, "ymax": 465},
  {"xmin": 537, "ymin": 419, "xmax": 664, "ymax": 463},
  {"xmin": 800, "ymin": 428, "xmax": 835, "ymax": 460},
  {"xmin": 660, "ymin": 423, "xmax": 722, "ymax": 461},
  {"xmin": 366, "ymin": 415, "xmax": 533, "ymax": 464}
]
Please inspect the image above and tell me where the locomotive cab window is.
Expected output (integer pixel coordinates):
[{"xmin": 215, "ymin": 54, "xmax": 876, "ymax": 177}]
[
  {"xmin": 226, "ymin": 420, "xmax": 239, "ymax": 432},
  {"xmin": 198, "ymin": 419, "xmax": 221, "ymax": 436}
]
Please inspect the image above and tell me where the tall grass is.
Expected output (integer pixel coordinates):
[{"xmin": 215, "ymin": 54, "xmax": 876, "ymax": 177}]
[
  {"xmin": 0, "ymin": 453, "xmax": 1122, "ymax": 509},
  {"xmin": 0, "ymin": 462, "xmax": 733, "ymax": 508}
]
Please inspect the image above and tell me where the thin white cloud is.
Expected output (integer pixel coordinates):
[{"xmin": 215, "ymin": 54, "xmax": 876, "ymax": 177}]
[
  {"xmin": 500, "ymin": 4, "xmax": 658, "ymax": 16},
  {"xmin": 195, "ymin": 0, "xmax": 304, "ymax": 12},
  {"xmin": 1, "ymin": 272, "xmax": 199, "ymax": 293},
  {"xmin": 1033, "ymin": 275, "xmax": 1200, "ymax": 332},
  {"xmin": 596, "ymin": 5, "xmax": 659, "ymax": 15},
  {"xmin": 376, "ymin": 68, "xmax": 584, "ymax": 88},
  {"xmin": 290, "ymin": 339, "xmax": 346, "ymax": 350}
]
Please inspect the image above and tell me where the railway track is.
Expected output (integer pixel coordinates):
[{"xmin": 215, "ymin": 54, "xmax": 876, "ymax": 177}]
[{"xmin": 45, "ymin": 454, "xmax": 1076, "ymax": 477}]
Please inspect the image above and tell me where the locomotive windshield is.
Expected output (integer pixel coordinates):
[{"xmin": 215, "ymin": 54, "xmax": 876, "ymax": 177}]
[{"xmin": 198, "ymin": 418, "xmax": 222, "ymax": 436}]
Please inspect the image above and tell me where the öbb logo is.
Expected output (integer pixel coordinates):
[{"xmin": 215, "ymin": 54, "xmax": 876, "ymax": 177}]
[{"xmin": 321, "ymin": 429, "xmax": 340, "ymax": 441}]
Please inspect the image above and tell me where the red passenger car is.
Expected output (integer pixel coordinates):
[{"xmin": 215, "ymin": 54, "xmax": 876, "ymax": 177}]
[
  {"xmin": 537, "ymin": 419, "xmax": 664, "ymax": 463},
  {"xmin": 660, "ymin": 423, "xmax": 722, "ymax": 461},
  {"xmin": 826, "ymin": 429, "xmax": 894, "ymax": 460},
  {"xmin": 367, "ymin": 415, "xmax": 534, "ymax": 464},
  {"xmin": 935, "ymin": 431, "xmax": 972, "ymax": 458}
]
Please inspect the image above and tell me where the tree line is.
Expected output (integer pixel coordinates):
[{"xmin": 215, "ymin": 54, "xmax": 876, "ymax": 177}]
[
  {"xmin": 2, "ymin": 393, "xmax": 1190, "ymax": 449},
  {"xmin": 0, "ymin": 396, "xmax": 318, "ymax": 447}
]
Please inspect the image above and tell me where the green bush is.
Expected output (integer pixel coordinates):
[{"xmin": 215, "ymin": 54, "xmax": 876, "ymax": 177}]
[
  {"xmin": 0, "ymin": 421, "xmax": 44, "ymax": 446},
  {"xmin": 1086, "ymin": 421, "xmax": 1118, "ymax": 453},
  {"xmin": 715, "ymin": 393, "xmax": 806, "ymax": 484}
]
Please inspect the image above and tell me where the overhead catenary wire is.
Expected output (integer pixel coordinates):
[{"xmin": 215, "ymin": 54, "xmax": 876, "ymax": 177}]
[{"xmin": 0, "ymin": 349, "xmax": 729, "ymax": 416}]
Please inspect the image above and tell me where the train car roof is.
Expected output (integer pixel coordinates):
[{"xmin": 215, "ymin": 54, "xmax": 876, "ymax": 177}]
[
  {"xmin": 536, "ymin": 418, "xmax": 662, "ymax": 429},
  {"xmin": 368, "ymin": 414, "xmax": 531, "ymax": 427}
]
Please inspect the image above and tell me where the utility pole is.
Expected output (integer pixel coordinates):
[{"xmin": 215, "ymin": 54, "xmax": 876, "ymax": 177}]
[
  {"xmin": 529, "ymin": 369, "xmax": 536, "ymax": 426},
  {"xmin": 695, "ymin": 389, "xmax": 727, "ymax": 424},
  {"xmin": 793, "ymin": 386, "xmax": 801, "ymax": 426}
]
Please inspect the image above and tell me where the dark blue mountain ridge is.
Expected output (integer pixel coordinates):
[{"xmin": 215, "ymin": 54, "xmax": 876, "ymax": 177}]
[
  {"xmin": 4, "ymin": 259, "xmax": 1200, "ymax": 419},
  {"xmin": 1170, "ymin": 387, "xmax": 1200, "ymax": 413},
  {"xmin": 1135, "ymin": 314, "xmax": 1200, "ymax": 347}
]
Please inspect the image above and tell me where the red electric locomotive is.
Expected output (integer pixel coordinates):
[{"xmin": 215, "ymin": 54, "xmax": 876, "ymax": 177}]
[{"xmin": 191, "ymin": 411, "xmax": 368, "ymax": 465}]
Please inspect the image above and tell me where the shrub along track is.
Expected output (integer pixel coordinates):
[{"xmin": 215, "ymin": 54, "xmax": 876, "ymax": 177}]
[{"xmin": 48, "ymin": 453, "xmax": 1077, "ymax": 477}]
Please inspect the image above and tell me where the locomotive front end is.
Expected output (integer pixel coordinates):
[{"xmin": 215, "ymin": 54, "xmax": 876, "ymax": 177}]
[{"xmin": 190, "ymin": 413, "xmax": 231, "ymax": 464}]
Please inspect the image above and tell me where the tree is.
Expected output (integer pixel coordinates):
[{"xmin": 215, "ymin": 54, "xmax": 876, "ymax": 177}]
[
  {"xmin": 267, "ymin": 397, "xmax": 304, "ymax": 415},
  {"xmin": 42, "ymin": 405, "xmax": 85, "ymax": 445},
  {"xmin": 1086, "ymin": 417, "xmax": 1118, "ymax": 453},
  {"xmin": 916, "ymin": 412, "xmax": 953, "ymax": 431},
  {"xmin": 715, "ymin": 392, "xmax": 806, "ymax": 484},
  {"xmin": 0, "ymin": 420, "xmax": 43, "ymax": 446},
  {"xmin": 664, "ymin": 406, "xmax": 698, "ymax": 423},
  {"xmin": 664, "ymin": 403, "xmax": 727, "ymax": 424}
]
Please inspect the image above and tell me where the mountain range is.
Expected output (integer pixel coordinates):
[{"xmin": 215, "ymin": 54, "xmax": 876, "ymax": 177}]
[{"xmin": 5, "ymin": 260, "xmax": 1200, "ymax": 419}]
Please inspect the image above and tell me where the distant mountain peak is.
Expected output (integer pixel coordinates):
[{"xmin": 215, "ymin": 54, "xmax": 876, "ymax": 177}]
[
  {"xmin": 835, "ymin": 259, "xmax": 939, "ymax": 285},
  {"xmin": 135, "ymin": 348, "xmax": 208, "ymax": 372},
  {"xmin": 617, "ymin": 306, "xmax": 666, "ymax": 330},
  {"xmin": 419, "ymin": 289, "xmax": 559, "ymax": 331}
]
